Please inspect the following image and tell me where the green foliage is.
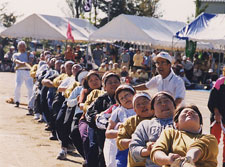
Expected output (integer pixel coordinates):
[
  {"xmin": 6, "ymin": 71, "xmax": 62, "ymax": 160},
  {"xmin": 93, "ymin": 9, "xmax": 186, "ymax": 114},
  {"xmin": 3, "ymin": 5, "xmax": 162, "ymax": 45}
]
[
  {"xmin": 64, "ymin": 0, "xmax": 161, "ymax": 27},
  {"xmin": 65, "ymin": 0, "xmax": 83, "ymax": 18},
  {"xmin": 0, "ymin": 2, "xmax": 17, "ymax": 27},
  {"xmin": 97, "ymin": 0, "xmax": 162, "ymax": 27},
  {"xmin": 195, "ymin": 0, "xmax": 208, "ymax": 18}
]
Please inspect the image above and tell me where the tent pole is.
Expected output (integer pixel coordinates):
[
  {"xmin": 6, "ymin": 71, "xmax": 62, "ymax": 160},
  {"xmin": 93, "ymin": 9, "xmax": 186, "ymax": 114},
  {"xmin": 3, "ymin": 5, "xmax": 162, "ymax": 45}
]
[
  {"xmin": 218, "ymin": 46, "xmax": 221, "ymax": 77},
  {"xmin": 172, "ymin": 36, "xmax": 174, "ymax": 52}
]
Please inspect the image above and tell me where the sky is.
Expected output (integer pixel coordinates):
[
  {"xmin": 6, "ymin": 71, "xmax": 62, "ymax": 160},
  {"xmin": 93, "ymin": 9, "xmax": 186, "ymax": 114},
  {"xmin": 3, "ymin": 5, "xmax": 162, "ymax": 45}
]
[{"xmin": 1, "ymin": 0, "xmax": 196, "ymax": 23}]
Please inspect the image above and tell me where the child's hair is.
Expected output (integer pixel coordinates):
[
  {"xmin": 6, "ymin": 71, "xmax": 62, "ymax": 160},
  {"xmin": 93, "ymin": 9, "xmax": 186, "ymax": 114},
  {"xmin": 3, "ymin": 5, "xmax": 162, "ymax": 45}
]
[
  {"xmin": 115, "ymin": 84, "xmax": 135, "ymax": 104},
  {"xmin": 151, "ymin": 91, "xmax": 176, "ymax": 110},
  {"xmin": 173, "ymin": 105, "xmax": 203, "ymax": 125}
]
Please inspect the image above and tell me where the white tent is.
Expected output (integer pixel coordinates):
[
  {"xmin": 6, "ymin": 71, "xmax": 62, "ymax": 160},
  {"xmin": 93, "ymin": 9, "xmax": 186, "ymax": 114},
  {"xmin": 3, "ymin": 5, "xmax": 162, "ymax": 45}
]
[
  {"xmin": 176, "ymin": 13, "xmax": 225, "ymax": 50},
  {"xmin": 0, "ymin": 13, "xmax": 97, "ymax": 41},
  {"xmin": 0, "ymin": 22, "xmax": 6, "ymax": 34},
  {"xmin": 89, "ymin": 14, "xmax": 187, "ymax": 49}
]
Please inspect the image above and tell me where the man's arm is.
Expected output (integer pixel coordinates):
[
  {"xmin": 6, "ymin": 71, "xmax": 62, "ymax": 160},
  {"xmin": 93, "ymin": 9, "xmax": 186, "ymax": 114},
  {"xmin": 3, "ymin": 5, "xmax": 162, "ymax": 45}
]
[
  {"xmin": 14, "ymin": 58, "xmax": 25, "ymax": 65},
  {"xmin": 42, "ymin": 79, "xmax": 54, "ymax": 87},
  {"xmin": 133, "ymin": 83, "xmax": 148, "ymax": 91}
]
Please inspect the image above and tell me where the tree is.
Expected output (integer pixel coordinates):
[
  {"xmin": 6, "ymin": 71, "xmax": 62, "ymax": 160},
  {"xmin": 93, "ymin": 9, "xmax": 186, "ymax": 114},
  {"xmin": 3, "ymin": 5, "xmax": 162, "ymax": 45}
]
[
  {"xmin": 195, "ymin": 0, "xmax": 208, "ymax": 18},
  {"xmin": 97, "ymin": 0, "xmax": 161, "ymax": 27},
  {"xmin": 0, "ymin": 2, "xmax": 17, "ymax": 27},
  {"xmin": 134, "ymin": 0, "xmax": 161, "ymax": 17},
  {"xmin": 65, "ymin": 0, "xmax": 83, "ymax": 18}
]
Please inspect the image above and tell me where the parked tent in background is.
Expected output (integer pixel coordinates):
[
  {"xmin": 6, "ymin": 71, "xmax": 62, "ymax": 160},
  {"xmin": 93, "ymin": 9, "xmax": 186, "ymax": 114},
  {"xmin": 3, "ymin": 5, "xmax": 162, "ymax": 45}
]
[
  {"xmin": 175, "ymin": 12, "xmax": 225, "ymax": 76},
  {"xmin": 0, "ymin": 13, "xmax": 97, "ymax": 41},
  {"xmin": 175, "ymin": 13, "xmax": 225, "ymax": 47}
]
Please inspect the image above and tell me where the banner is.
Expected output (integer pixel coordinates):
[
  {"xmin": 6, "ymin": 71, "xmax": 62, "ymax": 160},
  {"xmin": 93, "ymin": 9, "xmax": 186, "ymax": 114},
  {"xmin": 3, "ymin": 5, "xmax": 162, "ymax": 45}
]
[
  {"xmin": 185, "ymin": 40, "xmax": 196, "ymax": 60},
  {"xmin": 83, "ymin": 0, "xmax": 92, "ymax": 12},
  {"xmin": 67, "ymin": 22, "xmax": 74, "ymax": 42}
]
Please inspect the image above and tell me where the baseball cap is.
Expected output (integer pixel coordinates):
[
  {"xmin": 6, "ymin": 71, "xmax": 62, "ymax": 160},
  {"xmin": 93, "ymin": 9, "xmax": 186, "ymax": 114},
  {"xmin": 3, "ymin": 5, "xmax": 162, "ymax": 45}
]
[
  {"xmin": 76, "ymin": 70, "xmax": 89, "ymax": 83},
  {"xmin": 153, "ymin": 51, "xmax": 172, "ymax": 64},
  {"xmin": 182, "ymin": 56, "xmax": 187, "ymax": 60}
]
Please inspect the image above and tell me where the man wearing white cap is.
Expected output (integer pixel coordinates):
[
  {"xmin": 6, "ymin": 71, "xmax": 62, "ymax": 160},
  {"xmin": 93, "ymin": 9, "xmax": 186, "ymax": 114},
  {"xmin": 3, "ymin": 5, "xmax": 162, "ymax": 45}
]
[
  {"xmin": 12, "ymin": 41, "xmax": 34, "ymax": 108},
  {"xmin": 134, "ymin": 51, "xmax": 185, "ymax": 106}
]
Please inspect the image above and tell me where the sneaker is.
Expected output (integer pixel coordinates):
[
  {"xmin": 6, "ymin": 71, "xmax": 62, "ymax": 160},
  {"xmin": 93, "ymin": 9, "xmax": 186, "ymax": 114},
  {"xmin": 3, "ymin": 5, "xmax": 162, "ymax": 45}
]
[
  {"xmin": 33, "ymin": 113, "xmax": 40, "ymax": 120},
  {"xmin": 45, "ymin": 126, "xmax": 52, "ymax": 131},
  {"xmin": 15, "ymin": 101, "xmax": 19, "ymax": 107},
  {"xmin": 57, "ymin": 148, "xmax": 67, "ymax": 160},
  {"xmin": 49, "ymin": 131, "xmax": 57, "ymax": 141},
  {"xmin": 26, "ymin": 108, "xmax": 33, "ymax": 116},
  {"xmin": 38, "ymin": 119, "xmax": 45, "ymax": 123}
]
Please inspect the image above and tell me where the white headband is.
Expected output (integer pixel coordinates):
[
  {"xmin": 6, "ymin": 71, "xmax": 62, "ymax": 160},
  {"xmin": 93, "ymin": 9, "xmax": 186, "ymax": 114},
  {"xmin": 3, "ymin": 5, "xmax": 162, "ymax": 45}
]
[{"xmin": 132, "ymin": 92, "xmax": 151, "ymax": 105}]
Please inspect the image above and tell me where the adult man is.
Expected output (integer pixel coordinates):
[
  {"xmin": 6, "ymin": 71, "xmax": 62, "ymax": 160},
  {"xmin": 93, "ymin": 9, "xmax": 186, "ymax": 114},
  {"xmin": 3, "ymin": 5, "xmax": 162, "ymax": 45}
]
[
  {"xmin": 3, "ymin": 46, "xmax": 15, "ymax": 71},
  {"xmin": 12, "ymin": 41, "xmax": 34, "ymax": 109},
  {"xmin": 182, "ymin": 56, "xmax": 193, "ymax": 81},
  {"xmin": 133, "ymin": 49, "xmax": 144, "ymax": 69},
  {"xmin": 208, "ymin": 76, "xmax": 225, "ymax": 166},
  {"xmin": 93, "ymin": 44, "xmax": 104, "ymax": 67},
  {"xmin": 121, "ymin": 49, "xmax": 130, "ymax": 67},
  {"xmin": 133, "ymin": 51, "xmax": 185, "ymax": 106}
]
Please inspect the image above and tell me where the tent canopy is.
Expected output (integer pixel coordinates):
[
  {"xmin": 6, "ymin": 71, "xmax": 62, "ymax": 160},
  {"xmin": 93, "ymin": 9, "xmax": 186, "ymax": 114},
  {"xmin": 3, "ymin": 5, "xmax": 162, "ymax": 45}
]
[
  {"xmin": 89, "ymin": 14, "xmax": 186, "ymax": 49},
  {"xmin": 0, "ymin": 13, "xmax": 97, "ymax": 41},
  {"xmin": 175, "ymin": 13, "xmax": 225, "ymax": 46},
  {"xmin": 0, "ymin": 23, "xmax": 6, "ymax": 33}
]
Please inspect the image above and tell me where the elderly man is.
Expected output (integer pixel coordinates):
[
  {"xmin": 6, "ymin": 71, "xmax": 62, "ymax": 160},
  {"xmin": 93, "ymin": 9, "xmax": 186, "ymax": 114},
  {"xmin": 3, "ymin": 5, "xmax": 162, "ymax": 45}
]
[
  {"xmin": 12, "ymin": 41, "xmax": 34, "ymax": 109},
  {"xmin": 134, "ymin": 51, "xmax": 186, "ymax": 106}
]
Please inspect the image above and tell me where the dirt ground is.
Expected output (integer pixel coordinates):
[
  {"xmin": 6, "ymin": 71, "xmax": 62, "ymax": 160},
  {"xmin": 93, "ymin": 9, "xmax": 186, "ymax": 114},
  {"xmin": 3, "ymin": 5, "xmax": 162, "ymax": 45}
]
[{"xmin": 0, "ymin": 72, "xmax": 222, "ymax": 167}]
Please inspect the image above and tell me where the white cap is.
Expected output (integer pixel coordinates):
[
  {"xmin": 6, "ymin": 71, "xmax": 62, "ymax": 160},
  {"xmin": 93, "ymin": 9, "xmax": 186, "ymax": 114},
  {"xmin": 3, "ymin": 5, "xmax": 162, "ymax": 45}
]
[
  {"xmin": 132, "ymin": 92, "xmax": 151, "ymax": 105},
  {"xmin": 153, "ymin": 51, "xmax": 172, "ymax": 64},
  {"xmin": 77, "ymin": 70, "xmax": 88, "ymax": 83},
  {"xmin": 208, "ymin": 69, "xmax": 213, "ymax": 73},
  {"xmin": 182, "ymin": 56, "xmax": 187, "ymax": 60}
]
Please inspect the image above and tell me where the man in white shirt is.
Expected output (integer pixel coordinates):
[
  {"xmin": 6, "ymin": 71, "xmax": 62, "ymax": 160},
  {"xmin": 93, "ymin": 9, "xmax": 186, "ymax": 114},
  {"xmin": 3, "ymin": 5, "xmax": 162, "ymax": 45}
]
[
  {"xmin": 134, "ymin": 51, "xmax": 185, "ymax": 106},
  {"xmin": 12, "ymin": 41, "xmax": 34, "ymax": 108}
]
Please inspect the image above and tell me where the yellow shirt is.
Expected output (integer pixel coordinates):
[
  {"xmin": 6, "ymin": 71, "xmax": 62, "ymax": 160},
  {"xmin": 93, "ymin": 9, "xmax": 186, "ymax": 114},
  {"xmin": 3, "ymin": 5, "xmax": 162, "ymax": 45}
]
[
  {"xmin": 150, "ymin": 128, "xmax": 218, "ymax": 167},
  {"xmin": 64, "ymin": 81, "xmax": 80, "ymax": 98},
  {"xmin": 30, "ymin": 64, "xmax": 38, "ymax": 79},
  {"xmin": 83, "ymin": 89, "xmax": 105, "ymax": 113},
  {"xmin": 133, "ymin": 53, "xmax": 144, "ymax": 67},
  {"xmin": 111, "ymin": 68, "xmax": 121, "ymax": 75},
  {"xmin": 129, "ymin": 71, "xmax": 139, "ymax": 79},
  {"xmin": 117, "ymin": 115, "xmax": 153, "ymax": 167},
  {"xmin": 53, "ymin": 73, "xmax": 68, "ymax": 88}
]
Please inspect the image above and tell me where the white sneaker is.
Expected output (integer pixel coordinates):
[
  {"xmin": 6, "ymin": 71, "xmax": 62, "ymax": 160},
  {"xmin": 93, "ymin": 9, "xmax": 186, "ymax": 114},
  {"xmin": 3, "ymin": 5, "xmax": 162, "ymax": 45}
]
[
  {"xmin": 57, "ymin": 148, "xmax": 67, "ymax": 160},
  {"xmin": 33, "ymin": 113, "xmax": 40, "ymax": 120}
]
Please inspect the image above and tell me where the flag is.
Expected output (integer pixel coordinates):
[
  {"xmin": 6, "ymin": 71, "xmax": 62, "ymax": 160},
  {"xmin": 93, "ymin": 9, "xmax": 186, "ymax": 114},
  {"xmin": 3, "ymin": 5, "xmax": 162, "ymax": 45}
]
[
  {"xmin": 67, "ymin": 22, "xmax": 74, "ymax": 42},
  {"xmin": 83, "ymin": 0, "xmax": 92, "ymax": 12}
]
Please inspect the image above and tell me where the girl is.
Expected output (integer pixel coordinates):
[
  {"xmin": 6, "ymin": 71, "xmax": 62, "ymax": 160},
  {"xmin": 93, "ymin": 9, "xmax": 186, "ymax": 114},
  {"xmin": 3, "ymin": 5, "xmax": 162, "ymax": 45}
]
[{"xmin": 105, "ymin": 85, "xmax": 136, "ymax": 167}]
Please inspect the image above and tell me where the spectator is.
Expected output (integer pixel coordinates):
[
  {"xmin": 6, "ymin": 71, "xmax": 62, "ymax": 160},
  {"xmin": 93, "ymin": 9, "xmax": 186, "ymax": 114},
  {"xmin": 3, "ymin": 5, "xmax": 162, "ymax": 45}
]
[
  {"xmin": 182, "ymin": 56, "xmax": 193, "ymax": 82},
  {"xmin": 133, "ymin": 50, "xmax": 144, "ymax": 69},
  {"xmin": 93, "ymin": 44, "xmax": 104, "ymax": 67},
  {"xmin": 64, "ymin": 45, "xmax": 74, "ymax": 61}
]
